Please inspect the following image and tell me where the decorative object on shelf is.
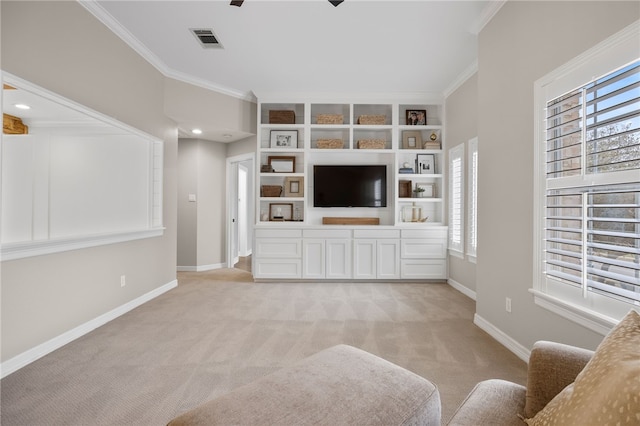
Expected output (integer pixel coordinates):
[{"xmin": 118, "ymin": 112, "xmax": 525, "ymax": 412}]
[
  {"xmin": 322, "ymin": 217, "xmax": 380, "ymax": 225},
  {"xmin": 3, "ymin": 113, "xmax": 29, "ymax": 134},
  {"xmin": 317, "ymin": 139, "xmax": 344, "ymax": 149},
  {"xmin": 261, "ymin": 164, "xmax": 274, "ymax": 173},
  {"xmin": 406, "ymin": 110, "xmax": 427, "ymax": 125},
  {"xmin": 416, "ymin": 153, "xmax": 436, "ymax": 174},
  {"xmin": 423, "ymin": 141, "xmax": 441, "ymax": 150},
  {"xmin": 284, "ymin": 176, "xmax": 304, "ymax": 197},
  {"xmin": 270, "ymin": 130, "xmax": 298, "ymax": 148},
  {"xmin": 399, "ymin": 162, "xmax": 414, "ymax": 174},
  {"xmin": 293, "ymin": 206, "xmax": 302, "ymax": 221},
  {"xmin": 268, "ymin": 155, "xmax": 295, "ymax": 173},
  {"xmin": 357, "ymin": 139, "xmax": 385, "ymax": 149},
  {"xmin": 357, "ymin": 115, "xmax": 386, "ymax": 125},
  {"xmin": 269, "ymin": 203, "xmax": 293, "ymax": 221},
  {"xmin": 413, "ymin": 186, "xmax": 426, "ymax": 198},
  {"xmin": 402, "ymin": 203, "xmax": 428, "ymax": 222},
  {"xmin": 399, "ymin": 180, "xmax": 412, "ymax": 198},
  {"xmin": 416, "ymin": 183, "xmax": 436, "ymax": 198},
  {"xmin": 402, "ymin": 130, "xmax": 422, "ymax": 149},
  {"xmin": 317, "ymin": 114, "xmax": 343, "ymax": 124},
  {"xmin": 423, "ymin": 130, "xmax": 441, "ymax": 149},
  {"xmin": 260, "ymin": 209, "xmax": 268, "ymax": 222},
  {"xmin": 261, "ymin": 185, "xmax": 282, "ymax": 197},
  {"xmin": 269, "ymin": 110, "xmax": 295, "ymax": 124}
]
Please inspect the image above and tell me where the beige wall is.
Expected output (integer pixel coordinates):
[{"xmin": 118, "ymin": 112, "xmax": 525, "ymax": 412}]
[
  {"xmin": 1, "ymin": 1, "xmax": 178, "ymax": 362},
  {"xmin": 476, "ymin": 1, "xmax": 639, "ymax": 350},
  {"xmin": 177, "ymin": 140, "xmax": 198, "ymax": 268},
  {"xmin": 445, "ymin": 73, "xmax": 478, "ymax": 294},
  {"xmin": 196, "ymin": 140, "xmax": 227, "ymax": 268},
  {"xmin": 227, "ymin": 136, "xmax": 257, "ymax": 158}
]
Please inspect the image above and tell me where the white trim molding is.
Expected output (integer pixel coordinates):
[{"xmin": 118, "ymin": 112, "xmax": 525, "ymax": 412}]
[
  {"xmin": 474, "ymin": 314, "xmax": 531, "ymax": 363},
  {"xmin": 448, "ymin": 278, "xmax": 477, "ymax": 300},
  {"xmin": 0, "ymin": 280, "xmax": 178, "ymax": 379}
]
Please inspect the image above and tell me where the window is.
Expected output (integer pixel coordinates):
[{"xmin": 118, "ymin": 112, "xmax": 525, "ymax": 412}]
[
  {"xmin": 449, "ymin": 144, "xmax": 464, "ymax": 257},
  {"xmin": 467, "ymin": 137, "xmax": 478, "ymax": 261},
  {"xmin": 533, "ymin": 22, "xmax": 640, "ymax": 333}
]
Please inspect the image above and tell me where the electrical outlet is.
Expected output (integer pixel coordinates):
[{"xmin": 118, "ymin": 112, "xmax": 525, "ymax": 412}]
[
  {"xmin": 505, "ymin": 297, "xmax": 512, "ymax": 313},
  {"xmin": 120, "ymin": 275, "xmax": 126, "ymax": 287}
]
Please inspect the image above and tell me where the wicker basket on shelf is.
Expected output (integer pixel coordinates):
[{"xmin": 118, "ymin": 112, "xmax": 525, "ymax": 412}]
[
  {"xmin": 261, "ymin": 185, "xmax": 282, "ymax": 197},
  {"xmin": 357, "ymin": 139, "xmax": 386, "ymax": 149},
  {"xmin": 317, "ymin": 114, "xmax": 343, "ymax": 125},
  {"xmin": 317, "ymin": 139, "xmax": 344, "ymax": 149},
  {"xmin": 268, "ymin": 110, "xmax": 295, "ymax": 124},
  {"xmin": 357, "ymin": 115, "xmax": 386, "ymax": 125}
]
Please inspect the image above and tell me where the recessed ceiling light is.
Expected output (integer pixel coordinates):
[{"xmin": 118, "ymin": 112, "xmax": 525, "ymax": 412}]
[
  {"xmin": 14, "ymin": 103, "xmax": 30, "ymax": 110},
  {"xmin": 223, "ymin": 134, "xmax": 233, "ymax": 138},
  {"xmin": 192, "ymin": 129, "xmax": 202, "ymax": 135}
]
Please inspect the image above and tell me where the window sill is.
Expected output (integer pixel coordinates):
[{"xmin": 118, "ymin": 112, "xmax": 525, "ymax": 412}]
[
  {"xmin": 448, "ymin": 249, "xmax": 465, "ymax": 259},
  {"xmin": 1, "ymin": 228, "xmax": 165, "ymax": 261},
  {"xmin": 529, "ymin": 289, "xmax": 620, "ymax": 336}
]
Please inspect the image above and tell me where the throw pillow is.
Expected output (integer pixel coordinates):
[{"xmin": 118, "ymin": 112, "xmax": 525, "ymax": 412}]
[{"xmin": 525, "ymin": 309, "xmax": 640, "ymax": 426}]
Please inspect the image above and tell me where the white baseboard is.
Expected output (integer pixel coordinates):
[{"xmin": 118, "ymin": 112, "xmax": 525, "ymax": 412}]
[
  {"xmin": 0, "ymin": 279, "xmax": 178, "ymax": 379},
  {"xmin": 474, "ymin": 314, "xmax": 531, "ymax": 363},
  {"xmin": 447, "ymin": 278, "xmax": 477, "ymax": 300},
  {"xmin": 177, "ymin": 262, "xmax": 225, "ymax": 272}
]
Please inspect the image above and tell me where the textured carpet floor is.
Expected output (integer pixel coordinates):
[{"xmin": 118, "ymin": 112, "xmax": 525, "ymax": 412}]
[{"xmin": 1, "ymin": 268, "xmax": 526, "ymax": 425}]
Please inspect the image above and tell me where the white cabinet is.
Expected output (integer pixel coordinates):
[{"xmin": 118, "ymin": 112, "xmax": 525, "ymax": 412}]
[
  {"xmin": 400, "ymin": 228, "xmax": 447, "ymax": 279},
  {"xmin": 352, "ymin": 229, "xmax": 400, "ymax": 280},
  {"xmin": 302, "ymin": 229, "xmax": 352, "ymax": 279},
  {"xmin": 254, "ymin": 229, "xmax": 302, "ymax": 279}
]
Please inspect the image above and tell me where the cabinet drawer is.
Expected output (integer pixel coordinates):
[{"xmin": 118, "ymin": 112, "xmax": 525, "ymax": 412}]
[
  {"xmin": 255, "ymin": 229, "xmax": 302, "ymax": 238},
  {"xmin": 401, "ymin": 259, "xmax": 446, "ymax": 279},
  {"xmin": 255, "ymin": 238, "xmax": 302, "ymax": 258},
  {"xmin": 303, "ymin": 229, "xmax": 351, "ymax": 239},
  {"xmin": 254, "ymin": 259, "xmax": 301, "ymax": 279},
  {"xmin": 353, "ymin": 229, "xmax": 400, "ymax": 239},
  {"xmin": 401, "ymin": 228, "xmax": 447, "ymax": 240},
  {"xmin": 401, "ymin": 238, "xmax": 447, "ymax": 259}
]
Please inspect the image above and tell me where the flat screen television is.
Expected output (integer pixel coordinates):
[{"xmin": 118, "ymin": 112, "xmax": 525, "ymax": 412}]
[{"xmin": 313, "ymin": 165, "xmax": 387, "ymax": 208}]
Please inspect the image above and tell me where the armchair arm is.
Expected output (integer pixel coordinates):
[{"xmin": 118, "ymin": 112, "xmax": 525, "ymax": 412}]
[{"xmin": 524, "ymin": 340, "xmax": 594, "ymax": 418}]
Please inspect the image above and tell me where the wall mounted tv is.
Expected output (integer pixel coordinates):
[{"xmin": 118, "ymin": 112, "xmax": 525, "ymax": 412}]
[{"xmin": 313, "ymin": 165, "xmax": 387, "ymax": 208}]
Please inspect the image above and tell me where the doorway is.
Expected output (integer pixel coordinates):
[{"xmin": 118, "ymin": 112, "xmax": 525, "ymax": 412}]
[{"xmin": 226, "ymin": 153, "xmax": 255, "ymax": 271}]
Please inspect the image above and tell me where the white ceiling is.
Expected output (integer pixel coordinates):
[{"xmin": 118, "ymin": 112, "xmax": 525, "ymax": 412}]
[{"xmin": 81, "ymin": 0, "xmax": 501, "ymax": 142}]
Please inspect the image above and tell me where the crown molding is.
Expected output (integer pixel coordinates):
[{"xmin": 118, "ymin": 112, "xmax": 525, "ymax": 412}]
[
  {"xmin": 468, "ymin": 0, "xmax": 507, "ymax": 35},
  {"xmin": 78, "ymin": 0, "xmax": 254, "ymax": 102},
  {"xmin": 443, "ymin": 60, "xmax": 478, "ymax": 99}
]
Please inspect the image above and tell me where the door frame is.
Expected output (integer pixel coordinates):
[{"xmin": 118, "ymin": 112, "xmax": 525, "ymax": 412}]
[{"xmin": 226, "ymin": 152, "xmax": 255, "ymax": 268}]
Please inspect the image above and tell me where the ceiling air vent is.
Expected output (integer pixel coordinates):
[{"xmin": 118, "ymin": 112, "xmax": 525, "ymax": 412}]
[{"xmin": 191, "ymin": 28, "xmax": 223, "ymax": 48}]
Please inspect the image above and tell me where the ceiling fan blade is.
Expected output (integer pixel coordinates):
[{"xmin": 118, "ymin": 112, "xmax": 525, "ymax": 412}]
[
  {"xmin": 329, "ymin": 0, "xmax": 344, "ymax": 6},
  {"xmin": 230, "ymin": 0, "xmax": 244, "ymax": 6}
]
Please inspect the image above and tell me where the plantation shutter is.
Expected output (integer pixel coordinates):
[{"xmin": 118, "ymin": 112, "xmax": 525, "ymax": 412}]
[
  {"xmin": 449, "ymin": 144, "xmax": 464, "ymax": 254},
  {"xmin": 467, "ymin": 138, "xmax": 478, "ymax": 258},
  {"xmin": 544, "ymin": 60, "xmax": 640, "ymax": 303}
]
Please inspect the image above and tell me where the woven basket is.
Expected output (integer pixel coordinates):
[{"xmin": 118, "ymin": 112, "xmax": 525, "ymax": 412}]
[
  {"xmin": 317, "ymin": 139, "xmax": 344, "ymax": 149},
  {"xmin": 261, "ymin": 185, "xmax": 282, "ymax": 197},
  {"xmin": 357, "ymin": 139, "xmax": 386, "ymax": 149},
  {"xmin": 357, "ymin": 115, "xmax": 386, "ymax": 125},
  {"xmin": 317, "ymin": 114, "xmax": 344, "ymax": 125},
  {"xmin": 268, "ymin": 110, "xmax": 295, "ymax": 124}
]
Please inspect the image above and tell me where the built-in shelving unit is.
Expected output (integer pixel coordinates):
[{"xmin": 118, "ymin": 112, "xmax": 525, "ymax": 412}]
[
  {"xmin": 254, "ymin": 97, "xmax": 448, "ymax": 281},
  {"xmin": 257, "ymin": 100, "xmax": 446, "ymax": 227}
]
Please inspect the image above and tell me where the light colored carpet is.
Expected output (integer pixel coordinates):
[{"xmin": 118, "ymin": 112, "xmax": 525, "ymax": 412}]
[{"xmin": 1, "ymin": 268, "xmax": 527, "ymax": 425}]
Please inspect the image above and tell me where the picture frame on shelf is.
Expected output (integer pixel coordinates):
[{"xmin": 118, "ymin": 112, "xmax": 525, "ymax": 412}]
[
  {"xmin": 399, "ymin": 180, "xmax": 412, "ymax": 198},
  {"xmin": 269, "ymin": 203, "xmax": 293, "ymax": 221},
  {"xmin": 416, "ymin": 153, "xmax": 436, "ymax": 174},
  {"xmin": 402, "ymin": 131, "xmax": 422, "ymax": 149},
  {"xmin": 416, "ymin": 182, "xmax": 436, "ymax": 198},
  {"xmin": 268, "ymin": 156, "xmax": 295, "ymax": 173},
  {"xmin": 284, "ymin": 176, "xmax": 304, "ymax": 197},
  {"xmin": 270, "ymin": 130, "xmax": 298, "ymax": 148},
  {"xmin": 406, "ymin": 109, "xmax": 427, "ymax": 125}
]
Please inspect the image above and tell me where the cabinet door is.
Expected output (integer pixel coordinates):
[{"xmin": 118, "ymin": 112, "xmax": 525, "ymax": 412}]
[
  {"xmin": 377, "ymin": 239, "xmax": 400, "ymax": 279},
  {"xmin": 326, "ymin": 239, "xmax": 352, "ymax": 279},
  {"xmin": 353, "ymin": 239, "xmax": 376, "ymax": 279},
  {"xmin": 303, "ymin": 239, "xmax": 325, "ymax": 279}
]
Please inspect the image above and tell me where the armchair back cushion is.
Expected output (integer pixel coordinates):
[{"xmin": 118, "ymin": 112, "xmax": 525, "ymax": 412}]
[{"xmin": 525, "ymin": 310, "xmax": 640, "ymax": 425}]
